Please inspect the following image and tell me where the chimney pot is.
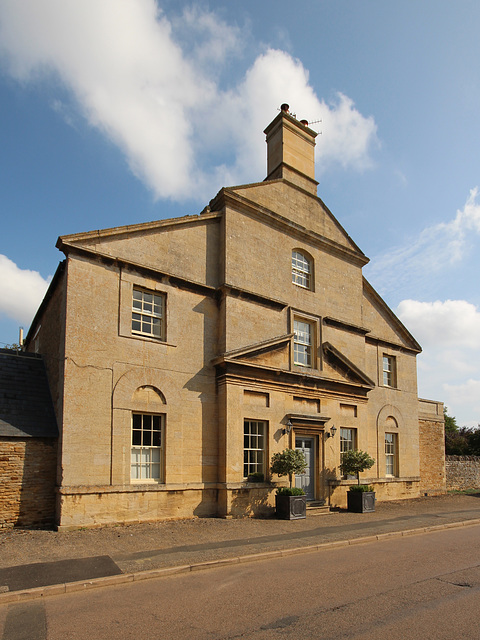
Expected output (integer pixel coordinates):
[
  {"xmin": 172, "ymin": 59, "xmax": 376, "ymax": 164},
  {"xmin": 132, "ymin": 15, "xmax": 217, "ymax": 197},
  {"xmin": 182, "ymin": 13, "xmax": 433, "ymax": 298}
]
[
  {"xmin": 280, "ymin": 103, "xmax": 289, "ymax": 113},
  {"xmin": 300, "ymin": 119, "xmax": 308, "ymax": 126}
]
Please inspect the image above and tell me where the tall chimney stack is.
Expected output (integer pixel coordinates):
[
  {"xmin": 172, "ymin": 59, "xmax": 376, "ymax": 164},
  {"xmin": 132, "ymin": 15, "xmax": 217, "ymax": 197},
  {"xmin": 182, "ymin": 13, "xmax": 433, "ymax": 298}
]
[{"xmin": 264, "ymin": 105, "xmax": 318, "ymax": 195}]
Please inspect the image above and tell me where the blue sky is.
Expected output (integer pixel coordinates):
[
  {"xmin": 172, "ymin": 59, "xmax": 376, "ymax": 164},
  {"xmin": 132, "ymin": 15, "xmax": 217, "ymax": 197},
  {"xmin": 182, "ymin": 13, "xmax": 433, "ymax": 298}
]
[{"xmin": 0, "ymin": 1, "xmax": 479, "ymax": 426}]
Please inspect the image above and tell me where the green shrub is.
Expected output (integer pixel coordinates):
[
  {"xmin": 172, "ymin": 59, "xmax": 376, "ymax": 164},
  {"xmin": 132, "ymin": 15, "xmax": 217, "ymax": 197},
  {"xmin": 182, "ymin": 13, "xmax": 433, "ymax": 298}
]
[
  {"xmin": 247, "ymin": 472, "xmax": 264, "ymax": 482},
  {"xmin": 276, "ymin": 486, "xmax": 305, "ymax": 496},
  {"xmin": 339, "ymin": 450, "xmax": 375, "ymax": 485},
  {"xmin": 270, "ymin": 449, "xmax": 307, "ymax": 488},
  {"xmin": 349, "ymin": 484, "xmax": 374, "ymax": 492}
]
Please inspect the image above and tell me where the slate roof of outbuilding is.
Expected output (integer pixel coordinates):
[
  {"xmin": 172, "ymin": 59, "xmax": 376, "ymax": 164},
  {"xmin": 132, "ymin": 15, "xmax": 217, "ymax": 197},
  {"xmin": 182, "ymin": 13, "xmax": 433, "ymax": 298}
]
[{"xmin": 0, "ymin": 349, "xmax": 58, "ymax": 438}]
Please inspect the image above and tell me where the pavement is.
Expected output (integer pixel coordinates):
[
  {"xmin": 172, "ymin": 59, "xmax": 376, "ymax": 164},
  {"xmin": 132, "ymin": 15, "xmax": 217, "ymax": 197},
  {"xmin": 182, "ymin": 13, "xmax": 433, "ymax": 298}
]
[{"xmin": 1, "ymin": 492, "xmax": 480, "ymax": 604}]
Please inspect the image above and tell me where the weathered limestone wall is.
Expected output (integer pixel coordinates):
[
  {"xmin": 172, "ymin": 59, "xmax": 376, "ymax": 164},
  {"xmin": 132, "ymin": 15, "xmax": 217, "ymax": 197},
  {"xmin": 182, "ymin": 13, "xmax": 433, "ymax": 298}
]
[
  {"xmin": 418, "ymin": 399, "xmax": 446, "ymax": 496},
  {"xmin": 446, "ymin": 456, "xmax": 480, "ymax": 491},
  {"xmin": 0, "ymin": 438, "xmax": 57, "ymax": 528},
  {"xmin": 56, "ymin": 486, "xmax": 218, "ymax": 530}
]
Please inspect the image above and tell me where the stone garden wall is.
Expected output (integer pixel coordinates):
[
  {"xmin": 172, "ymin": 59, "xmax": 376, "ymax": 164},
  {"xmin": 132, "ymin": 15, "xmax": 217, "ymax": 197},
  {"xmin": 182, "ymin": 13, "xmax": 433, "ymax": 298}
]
[
  {"xmin": 446, "ymin": 456, "xmax": 480, "ymax": 491},
  {"xmin": 0, "ymin": 437, "xmax": 57, "ymax": 528}
]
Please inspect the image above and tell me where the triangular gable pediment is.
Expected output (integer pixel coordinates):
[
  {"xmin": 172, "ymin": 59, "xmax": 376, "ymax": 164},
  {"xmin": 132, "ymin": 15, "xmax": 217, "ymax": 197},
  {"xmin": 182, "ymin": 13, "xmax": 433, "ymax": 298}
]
[
  {"xmin": 362, "ymin": 278, "xmax": 422, "ymax": 352},
  {"xmin": 323, "ymin": 342, "xmax": 375, "ymax": 388},
  {"xmin": 212, "ymin": 334, "xmax": 292, "ymax": 370},
  {"xmin": 223, "ymin": 180, "xmax": 367, "ymax": 263},
  {"xmin": 56, "ymin": 210, "xmax": 222, "ymax": 287}
]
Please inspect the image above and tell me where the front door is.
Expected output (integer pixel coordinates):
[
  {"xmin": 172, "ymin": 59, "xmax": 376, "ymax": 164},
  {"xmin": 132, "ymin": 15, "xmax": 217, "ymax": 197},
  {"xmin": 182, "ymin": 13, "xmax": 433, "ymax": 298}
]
[{"xmin": 295, "ymin": 436, "xmax": 315, "ymax": 500}]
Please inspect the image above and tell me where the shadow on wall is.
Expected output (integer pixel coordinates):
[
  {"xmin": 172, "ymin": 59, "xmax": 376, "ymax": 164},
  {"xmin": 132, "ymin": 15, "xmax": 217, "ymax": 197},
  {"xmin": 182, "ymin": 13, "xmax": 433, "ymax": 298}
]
[
  {"xmin": 16, "ymin": 438, "xmax": 57, "ymax": 529},
  {"xmin": 230, "ymin": 486, "xmax": 275, "ymax": 518},
  {"xmin": 184, "ymin": 297, "xmax": 220, "ymax": 485},
  {"xmin": 192, "ymin": 489, "xmax": 219, "ymax": 517}
]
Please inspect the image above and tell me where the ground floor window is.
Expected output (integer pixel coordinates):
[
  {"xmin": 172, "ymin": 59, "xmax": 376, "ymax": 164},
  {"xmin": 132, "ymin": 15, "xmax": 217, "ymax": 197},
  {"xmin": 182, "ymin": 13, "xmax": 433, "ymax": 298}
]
[
  {"xmin": 131, "ymin": 413, "xmax": 163, "ymax": 481},
  {"xmin": 244, "ymin": 420, "xmax": 266, "ymax": 478},
  {"xmin": 340, "ymin": 428, "xmax": 356, "ymax": 455},
  {"xmin": 385, "ymin": 432, "xmax": 397, "ymax": 476},
  {"xmin": 340, "ymin": 428, "xmax": 357, "ymax": 478}
]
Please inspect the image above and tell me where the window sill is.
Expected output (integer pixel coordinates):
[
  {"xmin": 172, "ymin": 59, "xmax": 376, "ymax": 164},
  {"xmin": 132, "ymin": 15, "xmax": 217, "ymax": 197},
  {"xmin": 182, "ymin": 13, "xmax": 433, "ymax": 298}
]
[
  {"xmin": 128, "ymin": 332, "xmax": 176, "ymax": 347},
  {"xmin": 329, "ymin": 476, "xmax": 420, "ymax": 486}
]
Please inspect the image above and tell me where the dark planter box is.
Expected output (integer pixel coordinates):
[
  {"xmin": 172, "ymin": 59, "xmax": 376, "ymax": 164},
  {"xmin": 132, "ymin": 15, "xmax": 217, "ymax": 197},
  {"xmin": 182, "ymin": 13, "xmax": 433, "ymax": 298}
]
[
  {"xmin": 275, "ymin": 494, "xmax": 307, "ymax": 520},
  {"xmin": 347, "ymin": 491, "xmax": 376, "ymax": 513}
]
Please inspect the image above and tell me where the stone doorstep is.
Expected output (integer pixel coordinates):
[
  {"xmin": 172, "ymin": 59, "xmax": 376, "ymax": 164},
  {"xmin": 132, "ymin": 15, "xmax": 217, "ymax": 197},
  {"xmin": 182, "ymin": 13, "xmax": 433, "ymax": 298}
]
[{"xmin": 306, "ymin": 502, "xmax": 331, "ymax": 515}]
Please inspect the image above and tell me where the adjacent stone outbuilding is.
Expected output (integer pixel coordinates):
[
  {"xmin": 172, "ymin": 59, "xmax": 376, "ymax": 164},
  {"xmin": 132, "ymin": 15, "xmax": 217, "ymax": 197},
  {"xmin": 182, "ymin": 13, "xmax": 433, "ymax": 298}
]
[{"xmin": 0, "ymin": 349, "xmax": 57, "ymax": 528}]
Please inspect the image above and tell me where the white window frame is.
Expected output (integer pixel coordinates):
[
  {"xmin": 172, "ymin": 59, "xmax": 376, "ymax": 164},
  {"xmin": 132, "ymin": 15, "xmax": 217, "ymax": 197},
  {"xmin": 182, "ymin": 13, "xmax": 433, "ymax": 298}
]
[
  {"xmin": 132, "ymin": 288, "xmax": 165, "ymax": 340},
  {"xmin": 340, "ymin": 428, "xmax": 357, "ymax": 479},
  {"xmin": 293, "ymin": 318, "xmax": 314, "ymax": 367},
  {"xmin": 292, "ymin": 250, "xmax": 312, "ymax": 290},
  {"xmin": 385, "ymin": 432, "xmax": 397, "ymax": 477},
  {"xmin": 131, "ymin": 413, "xmax": 164, "ymax": 482},
  {"xmin": 382, "ymin": 355, "xmax": 396, "ymax": 387},
  {"xmin": 340, "ymin": 428, "xmax": 356, "ymax": 455},
  {"xmin": 244, "ymin": 420, "xmax": 266, "ymax": 478}
]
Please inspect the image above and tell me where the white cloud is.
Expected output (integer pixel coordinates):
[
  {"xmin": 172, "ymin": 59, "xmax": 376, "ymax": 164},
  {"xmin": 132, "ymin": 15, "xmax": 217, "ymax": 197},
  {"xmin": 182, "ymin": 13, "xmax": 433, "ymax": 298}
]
[
  {"xmin": 396, "ymin": 298, "xmax": 480, "ymax": 427},
  {"xmin": 0, "ymin": 255, "xmax": 50, "ymax": 326},
  {"xmin": 397, "ymin": 299, "xmax": 480, "ymax": 350},
  {"xmin": 0, "ymin": 0, "xmax": 378, "ymax": 202}
]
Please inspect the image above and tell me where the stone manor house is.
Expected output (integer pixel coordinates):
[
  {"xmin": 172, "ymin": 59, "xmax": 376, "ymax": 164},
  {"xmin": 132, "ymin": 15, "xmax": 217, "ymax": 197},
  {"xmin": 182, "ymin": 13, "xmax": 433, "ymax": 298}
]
[{"xmin": 1, "ymin": 106, "xmax": 446, "ymax": 529}]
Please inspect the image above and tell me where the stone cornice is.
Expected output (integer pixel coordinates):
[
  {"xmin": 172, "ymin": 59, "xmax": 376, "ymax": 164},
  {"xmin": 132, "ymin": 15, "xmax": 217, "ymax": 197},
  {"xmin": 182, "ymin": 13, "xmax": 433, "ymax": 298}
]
[
  {"xmin": 363, "ymin": 278, "xmax": 422, "ymax": 353},
  {"xmin": 56, "ymin": 210, "xmax": 221, "ymax": 245},
  {"xmin": 215, "ymin": 360, "xmax": 373, "ymax": 400},
  {"xmin": 210, "ymin": 188, "xmax": 369, "ymax": 267},
  {"xmin": 323, "ymin": 316, "xmax": 371, "ymax": 336},
  {"xmin": 217, "ymin": 284, "xmax": 287, "ymax": 310}
]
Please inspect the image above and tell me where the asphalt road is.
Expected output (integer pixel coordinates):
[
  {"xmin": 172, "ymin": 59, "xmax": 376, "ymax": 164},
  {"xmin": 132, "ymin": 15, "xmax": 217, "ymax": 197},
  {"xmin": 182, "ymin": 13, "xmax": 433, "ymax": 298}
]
[{"xmin": 1, "ymin": 524, "xmax": 479, "ymax": 639}]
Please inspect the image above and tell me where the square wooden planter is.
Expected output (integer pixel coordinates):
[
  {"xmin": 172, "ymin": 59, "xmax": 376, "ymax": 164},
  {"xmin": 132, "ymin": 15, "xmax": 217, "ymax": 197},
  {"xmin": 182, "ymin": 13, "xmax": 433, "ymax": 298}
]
[
  {"xmin": 275, "ymin": 494, "xmax": 307, "ymax": 520},
  {"xmin": 347, "ymin": 491, "xmax": 376, "ymax": 513}
]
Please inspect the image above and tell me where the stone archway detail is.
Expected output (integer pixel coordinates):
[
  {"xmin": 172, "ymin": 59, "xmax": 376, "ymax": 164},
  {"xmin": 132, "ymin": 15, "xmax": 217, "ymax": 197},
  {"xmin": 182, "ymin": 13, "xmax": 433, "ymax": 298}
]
[
  {"xmin": 132, "ymin": 385, "xmax": 166, "ymax": 405},
  {"xmin": 376, "ymin": 404, "xmax": 404, "ymax": 430},
  {"xmin": 113, "ymin": 367, "xmax": 169, "ymax": 410}
]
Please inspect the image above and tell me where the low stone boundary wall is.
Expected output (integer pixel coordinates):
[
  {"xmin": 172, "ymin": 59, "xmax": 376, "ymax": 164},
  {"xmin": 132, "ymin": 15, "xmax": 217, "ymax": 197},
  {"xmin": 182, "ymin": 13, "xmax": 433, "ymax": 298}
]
[
  {"xmin": 446, "ymin": 456, "xmax": 480, "ymax": 491},
  {"xmin": 0, "ymin": 437, "xmax": 57, "ymax": 528}
]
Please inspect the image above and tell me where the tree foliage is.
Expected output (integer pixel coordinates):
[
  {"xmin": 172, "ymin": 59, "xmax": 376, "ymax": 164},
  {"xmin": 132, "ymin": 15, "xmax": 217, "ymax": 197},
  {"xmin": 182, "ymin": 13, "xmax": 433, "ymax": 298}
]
[
  {"xmin": 444, "ymin": 407, "xmax": 480, "ymax": 455},
  {"xmin": 270, "ymin": 449, "xmax": 307, "ymax": 488},
  {"xmin": 444, "ymin": 407, "xmax": 458, "ymax": 434},
  {"xmin": 339, "ymin": 449, "xmax": 375, "ymax": 485}
]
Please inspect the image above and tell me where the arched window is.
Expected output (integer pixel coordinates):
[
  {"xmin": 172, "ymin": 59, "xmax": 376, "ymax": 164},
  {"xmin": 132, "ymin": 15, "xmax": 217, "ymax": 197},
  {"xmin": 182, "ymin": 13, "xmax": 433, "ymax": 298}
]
[
  {"xmin": 292, "ymin": 250, "xmax": 312, "ymax": 289},
  {"xmin": 131, "ymin": 413, "xmax": 163, "ymax": 481},
  {"xmin": 130, "ymin": 385, "xmax": 166, "ymax": 482}
]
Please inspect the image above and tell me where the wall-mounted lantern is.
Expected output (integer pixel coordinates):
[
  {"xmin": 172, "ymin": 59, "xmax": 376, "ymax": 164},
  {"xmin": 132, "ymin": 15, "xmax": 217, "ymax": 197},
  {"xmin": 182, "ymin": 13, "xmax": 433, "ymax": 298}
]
[
  {"xmin": 283, "ymin": 419, "xmax": 293, "ymax": 436},
  {"xmin": 325, "ymin": 425, "xmax": 337, "ymax": 439}
]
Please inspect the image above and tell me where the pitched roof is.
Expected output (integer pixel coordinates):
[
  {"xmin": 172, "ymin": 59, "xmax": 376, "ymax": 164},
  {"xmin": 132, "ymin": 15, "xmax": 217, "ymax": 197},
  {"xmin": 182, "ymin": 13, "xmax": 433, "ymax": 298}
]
[{"xmin": 0, "ymin": 350, "xmax": 58, "ymax": 438}]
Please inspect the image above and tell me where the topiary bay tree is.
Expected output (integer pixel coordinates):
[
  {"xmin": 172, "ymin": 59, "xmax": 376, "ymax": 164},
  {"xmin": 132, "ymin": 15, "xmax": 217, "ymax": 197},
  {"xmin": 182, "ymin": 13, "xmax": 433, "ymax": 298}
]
[
  {"xmin": 339, "ymin": 449, "xmax": 375, "ymax": 487},
  {"xmin": 270, "ymin": 449, "xmax": 307, "ymax": 489}
]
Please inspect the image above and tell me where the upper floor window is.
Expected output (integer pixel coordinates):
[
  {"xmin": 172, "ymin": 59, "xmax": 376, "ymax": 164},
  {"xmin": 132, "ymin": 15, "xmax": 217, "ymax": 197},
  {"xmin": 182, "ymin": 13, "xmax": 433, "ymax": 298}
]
[
  {"xmin": 382, "ymin": 355, "xmax": 396, "ymax": 387},
  {"xmin": 293, "ymin": 319, "xmax": 313, "ymax": 367},
  {"xmin": 292, "ymin": 250, "xmax": 312, "ymax": 290},
  {"xmin": 132, "ymin": 288, "xmax": 165, "ymax": 340}
]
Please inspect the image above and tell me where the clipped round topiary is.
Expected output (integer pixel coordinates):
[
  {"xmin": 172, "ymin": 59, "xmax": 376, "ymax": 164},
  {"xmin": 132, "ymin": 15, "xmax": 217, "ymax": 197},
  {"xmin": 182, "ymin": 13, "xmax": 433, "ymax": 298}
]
[
  {"xmin": 339, "ymin": 450, "xmax": 375, "ymax": 486},
  {"xmin": 270, "ymin": 449, "xmax": 307, "ymax": 488}
]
